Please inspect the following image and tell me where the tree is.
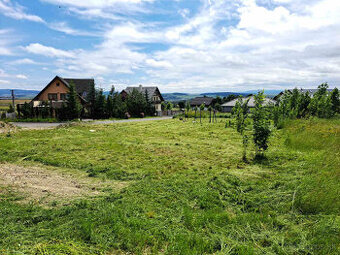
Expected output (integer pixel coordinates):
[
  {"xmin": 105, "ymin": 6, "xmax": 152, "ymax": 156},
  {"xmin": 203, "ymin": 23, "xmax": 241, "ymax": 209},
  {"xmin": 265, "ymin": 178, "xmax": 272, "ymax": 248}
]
[
  {"xmin": 86, "ymin": 82, "xmax": 96, "ymax": 118},
  {"xmin": 106, "ymin": 95, "xmax": 113, "ymax": 118},
  {"xmin": 21, "ymin": 102, "xmax": 32, "ymax": 118},
  {"xmin": 253, "ymin": 91, "xmax": 271, "ymax": 158},
  {"xmin": 214, "ymin": 103, "xmax": 222, "ymax": 112},
  {"xmin": 215, "ymin": 96, "xmax": 223, "ymax": 105},
  {"xmin": 223, "ymin": 94, "xmax": 238, "ymax": 103},
  {"xmin": 161, "ymin": 102, "xmax": 166, "ymax": 111},
  {"xmin": 109, "ymin": 85, "xmax": 115, "ymax": 96},
  {"xmin": 310, "ymin": 83, "xmax": 333, "ymax": 118},
  {"xmin": 67, "ymin": 81, "xmax": 82, "ymax": 120},
  {"xmin": 185, "ymin": 101, "xmax": 191, "ymax": 119},
  {"xmin": 297, "ymin": 91, "xmax": 311, "ymax": 118},
  {"xmin": 126, "ymin": 88, "xmax": 147, "ymax": 117},
  {"xmin": 314, "ymin": 83, "xmax": 328, "ymax": 98},
  {"xmin": 7, "ymin": 104, "xmax": 15, "ymax": 113},
  {"xmin": 330, "ymin": 88, "xmax": 340, "ymax": 114},
  {"xmin": 166, "ymin": 102, "xmax": 173, "ymax": 115},
  {"xmin": 94, "ymin": 89, "xmax": 106, "ymax": 119},
  {"xmin": 199, "ymin": 103, "xmax": 205, "ymax": 124},
  {"xmin": 233, "ymin": 97, "xmax": 250, "ymax": 161},
  {"xmin": 178, "ymin": 101, "xmax": 185, "ymax": 109},
  {"xmin": 112, "ymin": 93, "xmax": 127, "ymax": 118},
  {"xmin": 208, "ymin": 106, "xmax": 212, "ymax": 123},
  {"xmin": 194, "ymin": 106, "xmax": 198, "ymax": 120},
  {"xmin": 144, "ymin": 90, "xmax": 154, "ymax": 116}
]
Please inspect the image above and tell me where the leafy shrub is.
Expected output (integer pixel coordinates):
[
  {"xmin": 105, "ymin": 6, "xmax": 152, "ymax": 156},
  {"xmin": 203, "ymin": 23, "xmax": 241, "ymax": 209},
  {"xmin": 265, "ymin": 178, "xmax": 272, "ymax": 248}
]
[{"xmin": 253, "ymin": 91, "xmax": 271, "ymax": 157}]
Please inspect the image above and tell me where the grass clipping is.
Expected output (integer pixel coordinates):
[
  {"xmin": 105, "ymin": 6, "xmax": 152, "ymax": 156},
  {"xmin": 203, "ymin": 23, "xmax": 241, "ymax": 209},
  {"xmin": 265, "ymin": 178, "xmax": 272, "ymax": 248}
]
[{"xmin": 0, "ymin": 121, "xmax": 16, "ymax": 134}]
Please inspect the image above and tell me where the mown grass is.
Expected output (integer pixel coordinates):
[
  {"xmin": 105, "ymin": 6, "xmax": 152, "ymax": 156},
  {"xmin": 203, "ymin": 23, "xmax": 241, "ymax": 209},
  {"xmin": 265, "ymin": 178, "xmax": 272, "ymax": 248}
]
[{"xmin": 0, "ymin": 118, "xmax": 339, "ymax": 254}]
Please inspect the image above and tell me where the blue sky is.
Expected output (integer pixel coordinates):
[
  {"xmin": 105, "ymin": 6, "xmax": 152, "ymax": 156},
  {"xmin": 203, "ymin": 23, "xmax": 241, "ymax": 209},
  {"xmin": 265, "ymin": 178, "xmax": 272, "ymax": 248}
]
[{"xmin": 0, "ymin": 0, "xmax": 340, "ymax": 93}]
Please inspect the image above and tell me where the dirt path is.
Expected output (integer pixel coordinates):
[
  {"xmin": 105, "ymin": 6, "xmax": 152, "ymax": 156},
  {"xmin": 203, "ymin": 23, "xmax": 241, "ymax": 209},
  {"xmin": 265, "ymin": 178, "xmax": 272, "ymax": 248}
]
[
  {"xmin": 11, "ymin": 116, "xmax": 172, "ymax": 130},
  {"xmin": 0, "ymin": 163, "xmax": 128, "ymax": 205}
]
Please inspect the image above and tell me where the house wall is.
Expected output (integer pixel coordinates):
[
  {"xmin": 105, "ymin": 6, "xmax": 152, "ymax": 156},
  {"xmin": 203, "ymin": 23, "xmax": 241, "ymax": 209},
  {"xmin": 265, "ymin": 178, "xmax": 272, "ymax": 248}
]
[
  {"xmin": 221, "ymin": 106, "xmax": 234, "ymax": 113},
  {"xmin": 155, "ymin": 103, "xmax": 162, "ymax": 111},
  {"xmin": 35, "ymin": 78, "xmax": 69, "ymax": 101}
]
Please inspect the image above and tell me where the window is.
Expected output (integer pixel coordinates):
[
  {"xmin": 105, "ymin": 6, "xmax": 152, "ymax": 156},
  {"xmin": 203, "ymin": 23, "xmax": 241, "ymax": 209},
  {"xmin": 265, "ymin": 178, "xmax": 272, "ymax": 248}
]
[
  {"xmin": 56, "ymin": 82, "xmax": 60, "ymax": 87},
  {"xmin": 48, "ymin": 93, "xmax": 57, "ymax": 100},
  {"xmin": 60, "ymin": 93, "xmax": 67, "ymax": 101},
  {"xmin": 153, "ymin": 96, "xmax": 159, "ymax": 102}
]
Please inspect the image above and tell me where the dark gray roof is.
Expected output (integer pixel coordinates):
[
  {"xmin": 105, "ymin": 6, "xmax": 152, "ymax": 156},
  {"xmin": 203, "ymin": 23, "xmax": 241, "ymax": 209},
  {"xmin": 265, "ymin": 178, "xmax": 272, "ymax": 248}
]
[
  {"xmin": 274, "ymin": 88, "xmax": 334, "ymax": 100},
  {"xmin": 221, "ymin": 96, "xmax": 275, "ymax": 107},
  {"xmin": 61, "ymin": 77, "xmax": 94, "ymax": 96},
  {"xmin": 123, "ymin": 85, "xmax": 164, "ymax": 101},
  {"xmin": 190, "ymin": 97, "xmax": 214, "ymax": 106},
  {"xmin": 32, "ymin": 76, "xmax": 92, "ymax": 102},
  {"xmin": 300, "ymin": 89, "xmax": 333, "ymax": 94}
]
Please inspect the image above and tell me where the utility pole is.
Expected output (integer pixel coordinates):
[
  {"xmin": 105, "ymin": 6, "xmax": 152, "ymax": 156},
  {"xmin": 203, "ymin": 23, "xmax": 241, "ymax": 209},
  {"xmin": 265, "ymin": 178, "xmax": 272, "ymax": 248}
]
[{"xmin": 11, "ymin": 89, "xmax": 15, "ymax": 109}]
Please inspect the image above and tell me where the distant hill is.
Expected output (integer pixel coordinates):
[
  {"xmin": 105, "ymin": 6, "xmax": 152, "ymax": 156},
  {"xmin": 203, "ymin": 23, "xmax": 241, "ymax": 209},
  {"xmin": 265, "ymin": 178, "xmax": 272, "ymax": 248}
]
[
  {"xmin": 163, "ymin": 92, "xmax": 250, "ymax": 101},
  {"xmin": 200, "ymin": 92, "xmax": 249, "ymax": 97},
  {"xmin": 0, "ymin": 89, "xmax": 39, "ymax": 99},
  {"xmin": 243, "ymin": 90, "xmax": 283, "ymax": 97},
  {"xmin": 162, "ymin": 93, "xmax": 200, "ymax": 101},
  {"xmin": 0, "ymin": 89, "xmax": 282, "ymax": 101}
]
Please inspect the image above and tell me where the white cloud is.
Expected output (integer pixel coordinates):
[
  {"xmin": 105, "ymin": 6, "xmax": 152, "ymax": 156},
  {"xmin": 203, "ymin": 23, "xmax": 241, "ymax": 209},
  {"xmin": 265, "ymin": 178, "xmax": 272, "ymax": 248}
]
[
  {"xmin": 146, "ymin": 59, "xmax": 172, "ymax": 68},
  {"xmin": 16, "ymin": 74, "xmax": 28, "ymax": 79},
  {"xmin": 0, "ymin": 79, "xmax": 10, "ymax": 84},
  {"xmin": 178, "ymin": 8, "xmax": 190, "ymax": 18},
  {"xmin": 0, "ymin": 0, "xmax": 44, "ymax": 22},
  {"xmin": 13, "ymin": 0, "xmax": 340, "ymax": 92},
  {"xmin": 24, "ymin": 43, "xmax": 76, "ymax": 58},
  {"xmin": 0, "ymin": 68, "xmax": 8, "ymax": 77},
  {"xmin": 141, "ymin": 0, "xmax": 340, "ymax": 92},
  {"xmin": 0, "ymin": 29, "xmax": 15, "ymax": 55},
  {"xmin": 41, "ymin": 0, "xmax": 153, "ymax": 8},
  {"xmin": 41, "ymin": 0, "xmax": 154, "ymax": 19},
  {"xmin": 48, "ymin": 22, "xmax": 99, "ymax": 36},
  {"xmin": 10, "ymin": 58, "xmax": 39, "ymax": 65}
]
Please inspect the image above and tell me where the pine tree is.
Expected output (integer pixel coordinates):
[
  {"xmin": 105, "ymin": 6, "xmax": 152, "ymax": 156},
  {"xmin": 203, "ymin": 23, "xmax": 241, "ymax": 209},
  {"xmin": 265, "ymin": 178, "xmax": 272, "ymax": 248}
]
[
  {"xmin": 106, "ymin": 95, "xmax": 113, "ymax": 118},
  {"xmin": 67, "ymin": 81, "xmax": 82, "ymax": 120},
  {"xmin": 113, "ymin": 93, "xmax": 127, "ymax": 118},
  {"xmin": 109, "ymin": 85, "xmax": 115, "ymax": 96},
  {"xmin": 144, "ymin": 90, "xmax": 154, "ymax": 116},
  {"xmin": 94, "ymin": 89, "xmax": 106, "ymax": 119},
  {"xmin": 87, "ymin": 82, "xmax": 96, "ymax": 118}
]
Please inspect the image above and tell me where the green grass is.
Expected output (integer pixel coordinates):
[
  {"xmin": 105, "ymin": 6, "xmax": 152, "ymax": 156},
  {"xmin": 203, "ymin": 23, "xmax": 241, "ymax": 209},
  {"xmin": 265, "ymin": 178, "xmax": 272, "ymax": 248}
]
[
  {"xmin": 174, "ymin": 110, "xmax": 232, "ymax": 119},
  {"xmin": 8, "ymin": 117, "xmax": 59, "ymax": 123},
  {"xmin": 0, "ymin": 118, "xmax": 339, "ymax": 254}
]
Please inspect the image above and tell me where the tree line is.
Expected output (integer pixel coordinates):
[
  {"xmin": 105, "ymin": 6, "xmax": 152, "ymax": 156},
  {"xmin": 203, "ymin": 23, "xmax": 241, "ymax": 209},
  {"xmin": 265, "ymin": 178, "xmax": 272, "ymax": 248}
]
[
  {"xmin": 18, "ymin": 82, "xmax": 156, "ymax": 120},
  {"xmin": 272, "ymin": 83, "xmax": 339, "ymax": 128},
  {"xmin": 232, "ymin": 83, "xmax": 339, "ymax": 160}
]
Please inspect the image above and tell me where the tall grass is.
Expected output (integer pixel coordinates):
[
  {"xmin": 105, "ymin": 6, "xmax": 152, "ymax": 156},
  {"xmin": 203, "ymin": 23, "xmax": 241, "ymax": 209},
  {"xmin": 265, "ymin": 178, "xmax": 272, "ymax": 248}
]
[{"xmin": 284, "ymin": 118, "xmax": 340, "ymax": 214}]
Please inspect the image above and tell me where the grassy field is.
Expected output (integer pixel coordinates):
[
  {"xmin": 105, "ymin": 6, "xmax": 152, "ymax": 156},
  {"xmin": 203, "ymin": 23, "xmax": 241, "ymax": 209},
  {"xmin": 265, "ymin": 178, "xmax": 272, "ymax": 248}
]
[
  {"xmin": 0, "ymin": 99, "xmax": 30, "ymax": 112},
  {"xmin": 0, "ymin": 118, "xmax": 339, "ymax": 254}
]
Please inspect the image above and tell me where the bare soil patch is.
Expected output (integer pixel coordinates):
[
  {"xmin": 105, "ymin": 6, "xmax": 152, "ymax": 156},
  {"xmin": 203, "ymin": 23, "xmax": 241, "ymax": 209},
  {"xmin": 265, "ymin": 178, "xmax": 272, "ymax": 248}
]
[{"xmin": 0, "ymin": 163, "xmax": 128, "ymax": 204}]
